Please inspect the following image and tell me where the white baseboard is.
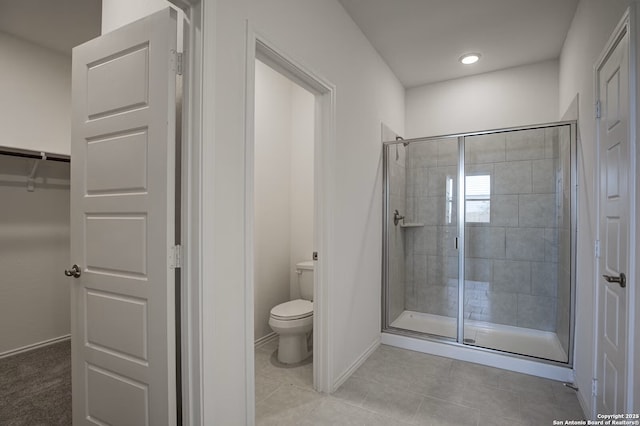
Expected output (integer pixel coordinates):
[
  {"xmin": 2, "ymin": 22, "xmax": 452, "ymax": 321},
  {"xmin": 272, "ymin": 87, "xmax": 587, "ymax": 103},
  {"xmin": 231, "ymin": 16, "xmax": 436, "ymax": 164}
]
[
  {"xmin": 332, "ymin": 336, "xmax": 381, "ymax": 392},
  {"xmin": 0, "ymin": 334, "xmax": 71, "ymax": 359},
  {"xmin": 254, "ymin": 332, "xmax": 278, "ymax": 349}
]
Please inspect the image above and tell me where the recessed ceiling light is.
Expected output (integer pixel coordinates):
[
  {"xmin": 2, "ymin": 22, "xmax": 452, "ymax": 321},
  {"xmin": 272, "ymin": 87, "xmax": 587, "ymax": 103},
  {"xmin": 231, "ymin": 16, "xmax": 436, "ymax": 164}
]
[{"xmin": 460, "ymin": 53, "xmax": 481, "ymax": 65}]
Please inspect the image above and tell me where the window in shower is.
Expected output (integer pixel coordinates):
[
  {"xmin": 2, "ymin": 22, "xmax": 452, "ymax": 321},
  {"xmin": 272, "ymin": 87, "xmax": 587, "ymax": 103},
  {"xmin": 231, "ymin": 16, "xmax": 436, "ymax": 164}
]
[
  {"xmin": 446, "ymin": 175, "xmax": 454, "ymax": 224},
  {"xmin": 465, "ymin": 174, "xmax": 490, "ymax": 223}
]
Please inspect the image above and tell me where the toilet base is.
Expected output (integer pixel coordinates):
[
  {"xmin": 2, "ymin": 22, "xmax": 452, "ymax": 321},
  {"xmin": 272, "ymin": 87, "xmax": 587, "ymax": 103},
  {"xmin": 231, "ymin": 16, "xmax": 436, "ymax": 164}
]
[{"xmin": 277, "ymin": 331, "xmax": 312, "ymax": 364}]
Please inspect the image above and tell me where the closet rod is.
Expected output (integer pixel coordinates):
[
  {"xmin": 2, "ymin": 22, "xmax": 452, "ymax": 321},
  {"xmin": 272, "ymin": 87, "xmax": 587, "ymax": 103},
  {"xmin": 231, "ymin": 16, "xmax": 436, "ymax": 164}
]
[{"xmin": 0, "ymin": 146, "xmax": 70, "ymax": 163}]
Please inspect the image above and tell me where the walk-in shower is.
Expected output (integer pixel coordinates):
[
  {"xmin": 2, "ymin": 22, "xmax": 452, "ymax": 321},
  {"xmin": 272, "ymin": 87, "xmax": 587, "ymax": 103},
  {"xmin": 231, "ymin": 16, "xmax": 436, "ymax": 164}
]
[{"xmin": 382, "ymin": 122, "xmax": 576, "ymax": 367}]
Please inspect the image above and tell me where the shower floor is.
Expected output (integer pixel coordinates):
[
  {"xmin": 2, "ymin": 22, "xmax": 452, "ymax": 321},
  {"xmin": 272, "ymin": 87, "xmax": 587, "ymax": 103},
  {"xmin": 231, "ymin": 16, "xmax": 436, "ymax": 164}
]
[{"xmin": 390, "ymin": 310, "xmax": 568, "ymax": 363}]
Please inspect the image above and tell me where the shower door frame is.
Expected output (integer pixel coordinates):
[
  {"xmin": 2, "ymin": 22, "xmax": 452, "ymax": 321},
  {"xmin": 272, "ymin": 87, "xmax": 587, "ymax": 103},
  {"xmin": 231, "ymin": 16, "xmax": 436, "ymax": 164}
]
[{"xmin": 382, "ymin": 120, "xmax": 578, "ymax": 368}]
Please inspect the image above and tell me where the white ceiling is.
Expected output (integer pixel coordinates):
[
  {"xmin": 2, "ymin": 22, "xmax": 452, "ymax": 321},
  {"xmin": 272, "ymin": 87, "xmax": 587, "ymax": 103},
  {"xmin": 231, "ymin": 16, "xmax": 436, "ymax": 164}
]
[
  {"xmin": 0, "ymin": 0, "xmax": 578, "ymax": 82},
  {"xmin": 0, "ymin": 0, "xmax": 101, "ymax": 55},
  {"xmin": 338, "ymin": 0, "xmax": 580, "ymax": 88}
]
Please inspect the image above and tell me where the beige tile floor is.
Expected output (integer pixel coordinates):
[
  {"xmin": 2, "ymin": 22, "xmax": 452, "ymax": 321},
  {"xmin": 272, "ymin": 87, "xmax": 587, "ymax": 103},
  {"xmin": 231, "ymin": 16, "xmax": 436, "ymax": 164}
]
[{"xmin": 255, "ymin": 341, "xmax": 585, "ymax": 426}]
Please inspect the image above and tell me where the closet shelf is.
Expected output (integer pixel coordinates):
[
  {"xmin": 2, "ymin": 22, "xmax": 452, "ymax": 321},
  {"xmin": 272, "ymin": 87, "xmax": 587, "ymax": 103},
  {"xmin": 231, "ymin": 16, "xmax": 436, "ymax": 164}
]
[
  {"xmin": 0, "ymin": 146, "xmax": 70, "ymax": 163},
  {"xmin": 399, "ymin": 222, "xmax": 424, "ymax": 228}
]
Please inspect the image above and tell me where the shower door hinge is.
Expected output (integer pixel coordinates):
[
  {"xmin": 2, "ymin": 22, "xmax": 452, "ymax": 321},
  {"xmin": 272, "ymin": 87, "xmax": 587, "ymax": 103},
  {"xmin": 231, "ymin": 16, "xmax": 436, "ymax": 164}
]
[
  {"xmin": 174, "ymin": 51, "xmax": 184, "ymax": 76},
  {"xmin": 595, "ymin": 240, "xmax": 600, "ymax": 258},
  {"xmin": 595, "ymin": 99, "xmax": 601, "ymax": 119},
  {"xmin": 592, "ymin": 378, "xmax": 598, "ymax": 397},
  {"xmin": 170, "ymin": 245, "xmax": 182, "ymax": 269}
]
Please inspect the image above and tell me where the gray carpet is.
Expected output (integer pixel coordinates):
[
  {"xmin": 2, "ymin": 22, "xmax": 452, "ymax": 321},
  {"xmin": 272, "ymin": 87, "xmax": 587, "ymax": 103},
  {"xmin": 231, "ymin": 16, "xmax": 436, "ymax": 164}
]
[{"xmin": 0, "ymin": 341, "xmax": 72, "ymax": 426}]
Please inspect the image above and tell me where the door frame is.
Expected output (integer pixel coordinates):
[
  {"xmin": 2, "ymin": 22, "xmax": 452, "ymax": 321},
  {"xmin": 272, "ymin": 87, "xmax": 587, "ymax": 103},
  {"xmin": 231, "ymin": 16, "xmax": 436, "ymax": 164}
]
[
  {"xmin": 244, "ymin": 25, "xmax": 336, "ymax": 412},
  {"xmin": 593, "ymin": 4, "xmax": 638, "ymax": 417},
  {"xmin": 165, "ymin": 0, "xmax": 203, "ymax": 424},
  {"xmin": 180, "ymin": 6, "xmax": 338, "ymax": 421}
]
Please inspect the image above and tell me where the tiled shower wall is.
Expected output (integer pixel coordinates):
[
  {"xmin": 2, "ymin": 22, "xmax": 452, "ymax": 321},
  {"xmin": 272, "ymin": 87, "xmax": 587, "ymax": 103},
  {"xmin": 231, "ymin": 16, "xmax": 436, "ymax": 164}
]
[{"xmin": 402, "ymin": 126, "xmax": 571, "ymax": 333}]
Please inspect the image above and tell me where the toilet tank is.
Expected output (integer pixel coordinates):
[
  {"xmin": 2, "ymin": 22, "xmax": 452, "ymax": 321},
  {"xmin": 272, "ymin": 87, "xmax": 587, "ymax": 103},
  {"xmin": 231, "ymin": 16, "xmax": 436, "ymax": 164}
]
[{"xmin": 296, "ymin": 261, "xmax": 314, "ymax": 301}]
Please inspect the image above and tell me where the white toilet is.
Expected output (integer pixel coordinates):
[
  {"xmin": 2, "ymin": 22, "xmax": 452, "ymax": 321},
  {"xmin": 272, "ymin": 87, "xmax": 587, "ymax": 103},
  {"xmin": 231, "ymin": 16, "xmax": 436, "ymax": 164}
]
[{"xmin": 269, "ymin": 261, "xmax": 314, "ymax": 364}]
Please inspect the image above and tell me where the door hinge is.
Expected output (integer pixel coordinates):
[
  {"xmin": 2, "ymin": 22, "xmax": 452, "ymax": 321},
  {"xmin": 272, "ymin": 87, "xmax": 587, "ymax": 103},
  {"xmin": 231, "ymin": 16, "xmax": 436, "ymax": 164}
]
[
  {"xmin": 595, "ymin": 239, "xmax": 600, "ymax": 258},
  {"xmin": 174, "ymin": 51, "xmax": 183, "ymax": 76},
  {"xmin": 592, "ymin": 378, "xmax": 598, "ymax": 397},
  {"xmin": 170, "ymin": 245, "xmax": 182, "ymax": 269},
  {"xmin": 595, "ymin": 99, "xmax": 601, "ymax": 119}
]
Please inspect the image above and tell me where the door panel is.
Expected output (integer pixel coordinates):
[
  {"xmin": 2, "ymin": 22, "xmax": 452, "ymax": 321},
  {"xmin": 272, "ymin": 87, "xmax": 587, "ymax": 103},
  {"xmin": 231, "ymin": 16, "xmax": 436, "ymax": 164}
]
[
  {"xmin": 604, "ymin": 287, "xmax": 620, "ymax": 348},
  {"xmin": 71, "ymin": 8, "xmax": 177, "ymax": 426},
  {"xmin": 86, "ymin": 365, "xmax": 149, "ymax": 426},
  {"xmin": 85, "ymin": 215, "xmax": 148, "ymax": 275},
  {"xmin": 86, "ymin": 290, "xmax": 148, "ymax": 361},
  {"xmin": 605, "ymin": 143, "xmax": 622, "ymax": 198},
  {"xmin": 597, "ymin": 28, "xmax": 629, "ymax": 415},
  {"xmin": 86, "ymin": 45, "xmax": 150, "ymax": 118},
  {"xmin": 86, "ymin": 131, "xmax": 149, "ymax": 194}
]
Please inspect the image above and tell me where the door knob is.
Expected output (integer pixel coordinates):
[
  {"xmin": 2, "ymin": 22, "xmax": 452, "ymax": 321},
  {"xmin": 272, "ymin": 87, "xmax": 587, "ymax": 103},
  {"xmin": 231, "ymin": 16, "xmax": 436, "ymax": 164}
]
[
  {"xmin": 602, "ymin": 272, "xmax": 626, "ymax": 288},
  {"xmin": 64, "ymin": 264, "xmax": 82, "ymax": 278}
]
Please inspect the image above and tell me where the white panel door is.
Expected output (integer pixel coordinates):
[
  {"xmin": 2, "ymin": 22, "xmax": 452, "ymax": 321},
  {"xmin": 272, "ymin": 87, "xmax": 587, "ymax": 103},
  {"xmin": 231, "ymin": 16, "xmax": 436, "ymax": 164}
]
[
  {"xmin": 70, "ymin": 8, "xmax": 178, "ymax": 425},
  {"xmin": 597, "ymin": 27, "xmax": 629, "ymax": 415}
]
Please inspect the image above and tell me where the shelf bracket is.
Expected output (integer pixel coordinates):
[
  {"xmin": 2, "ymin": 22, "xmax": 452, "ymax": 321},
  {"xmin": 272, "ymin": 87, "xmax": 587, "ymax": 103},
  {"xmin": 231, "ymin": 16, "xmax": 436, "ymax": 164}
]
[{"xmin": 26, "ymin": 152, "xmax": 46, "ymax": 192}]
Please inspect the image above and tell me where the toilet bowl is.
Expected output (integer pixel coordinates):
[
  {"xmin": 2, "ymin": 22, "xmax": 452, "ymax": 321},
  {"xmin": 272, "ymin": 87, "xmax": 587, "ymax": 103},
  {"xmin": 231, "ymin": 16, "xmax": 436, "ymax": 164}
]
[
  {"xmin": 269, "ymin": 261, "xmax": 314, "ymax": 364},
  {"xmin": 269, "ymin": 299, "xmax": 313, "ymax": 364}
]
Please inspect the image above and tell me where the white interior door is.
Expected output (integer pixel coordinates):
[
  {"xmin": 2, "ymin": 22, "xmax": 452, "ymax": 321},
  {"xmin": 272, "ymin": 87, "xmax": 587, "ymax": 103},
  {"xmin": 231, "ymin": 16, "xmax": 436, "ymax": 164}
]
[
  {"xmin": 70, "ymin": 8, "xmax": 178, "ymax": 425},
  {"xmin": 596, "ymin": 26, "xmax": 629, "ymax": 416}
]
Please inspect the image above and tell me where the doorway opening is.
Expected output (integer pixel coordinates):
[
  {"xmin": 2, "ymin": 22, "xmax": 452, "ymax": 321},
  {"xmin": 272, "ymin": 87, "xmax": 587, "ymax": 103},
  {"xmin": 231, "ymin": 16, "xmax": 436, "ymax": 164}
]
[
  {"xmin": 0, "ymin": 1, "xmax": 101, "ymax": 423},
  {"xmin": 246, "ymin": 36, "xmax": 336, "ymax": 422},
  {"xmin": 252, "ymin": 55, "xmax": 317, "ymax": 395}
]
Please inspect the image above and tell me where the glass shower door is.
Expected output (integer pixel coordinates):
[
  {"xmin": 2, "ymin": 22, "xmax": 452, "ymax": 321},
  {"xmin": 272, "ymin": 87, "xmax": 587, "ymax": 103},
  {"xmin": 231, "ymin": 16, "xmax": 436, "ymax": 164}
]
[
  {"xmin": 385, "ymin": 137, "xmax": 459, "ymax": 340},
  {"xmin": 461, "ymin": 126, "xmax": 572, "ymax": 362}
]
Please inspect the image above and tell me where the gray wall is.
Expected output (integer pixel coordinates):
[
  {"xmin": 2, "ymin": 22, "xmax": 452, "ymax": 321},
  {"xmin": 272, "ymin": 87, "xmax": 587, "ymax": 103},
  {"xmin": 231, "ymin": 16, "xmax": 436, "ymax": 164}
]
[
  {"xmin": 406, "ymin": 60, "xmax": 559, "ymax": 138},
  {"xmin": 0, "ymin": 32, "xmax": 72, "ymax": 155},
  {"xmin": 400, "ymin": 126, "xmax": 572, "ymax": 334},
  {"xmin": 0, "ymin": 156, "xmax": 70, "ymax": 355},
  {"xmin": 558, "ymin": 1, "xmax": 636, "ymax": 412}
]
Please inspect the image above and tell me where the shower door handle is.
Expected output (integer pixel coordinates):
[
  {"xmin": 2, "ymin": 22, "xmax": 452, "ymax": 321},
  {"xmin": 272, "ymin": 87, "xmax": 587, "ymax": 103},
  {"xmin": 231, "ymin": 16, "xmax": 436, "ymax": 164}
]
[{"xmin": 602, "ymin": 273, "xmax": 626, "ymax": 288}]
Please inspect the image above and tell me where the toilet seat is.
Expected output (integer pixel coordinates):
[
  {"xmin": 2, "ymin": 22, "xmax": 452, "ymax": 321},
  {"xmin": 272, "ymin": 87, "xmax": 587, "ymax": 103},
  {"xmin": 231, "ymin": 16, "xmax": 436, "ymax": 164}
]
[{"xmin": 270, "ymin": 299, "xmax": 313, "ymax": 321}]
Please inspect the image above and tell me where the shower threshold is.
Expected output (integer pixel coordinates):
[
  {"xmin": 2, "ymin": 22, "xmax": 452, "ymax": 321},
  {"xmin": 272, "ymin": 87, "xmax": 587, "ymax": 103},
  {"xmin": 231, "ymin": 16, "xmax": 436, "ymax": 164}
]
[{"xmin": 390, "ymin": 310, "xmax": 568, "ymax": 363}]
